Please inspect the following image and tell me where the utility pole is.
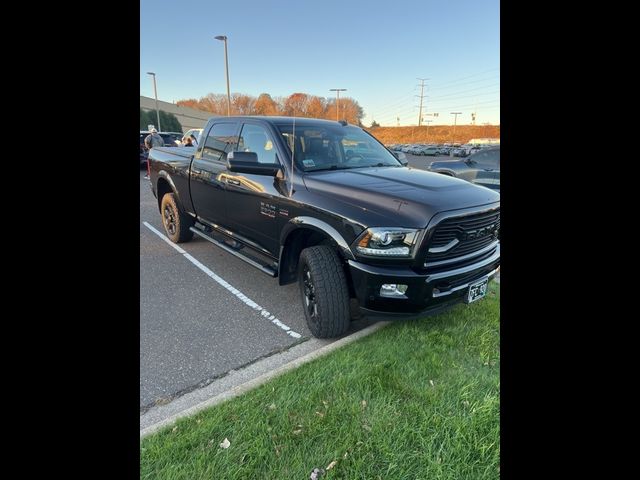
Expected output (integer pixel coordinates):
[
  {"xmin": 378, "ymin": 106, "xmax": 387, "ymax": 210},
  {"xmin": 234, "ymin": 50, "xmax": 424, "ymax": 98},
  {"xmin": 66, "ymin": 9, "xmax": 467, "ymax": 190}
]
[
  {"xmin": 329, "ymin": 88, "xmax": 347, "ymax": 120},
  {"xmin": 451, "ymin": 112, "xmax": 462, "ymax": 142},
  {"xmin": 416, "ymin": 78, "xmax": 429, "ymax": 126},
  {"xmin": 397, "ymin": 116, "xmax": 400, "ymax": 127},
  {"xmin": 424, "ymin": 119, "xmax": 433, "ymax": 140}
]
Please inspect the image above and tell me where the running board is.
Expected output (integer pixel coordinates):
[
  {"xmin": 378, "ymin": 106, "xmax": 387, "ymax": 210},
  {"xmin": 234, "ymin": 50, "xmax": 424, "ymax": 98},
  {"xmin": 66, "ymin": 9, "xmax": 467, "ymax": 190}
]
[{"xmin": 189, "ymin": 226, "xmax": 277, "ymax": 277}]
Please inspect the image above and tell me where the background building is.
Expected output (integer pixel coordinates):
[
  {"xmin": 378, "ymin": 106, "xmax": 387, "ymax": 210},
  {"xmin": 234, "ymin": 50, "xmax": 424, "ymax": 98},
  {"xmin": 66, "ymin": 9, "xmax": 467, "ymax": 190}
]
[{"xmin": 140, "ymin": 96, "xmax": 214, "ymax": 132}]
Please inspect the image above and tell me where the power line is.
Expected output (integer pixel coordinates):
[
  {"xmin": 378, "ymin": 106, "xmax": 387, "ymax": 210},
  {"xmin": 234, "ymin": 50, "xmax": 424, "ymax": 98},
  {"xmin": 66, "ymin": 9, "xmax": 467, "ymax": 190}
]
[
  {"xmin": 428, "ymin": 67, "xmax": 500, "ymax": 88},
  {"xmin": 427, "ymin": 83, "xmax": 500, "ymax": 100},
  {"xmin": 429, "ymin": 74, "xmax": 500, "ymax": 91},
  {"xmin": 371, "ymin": 84, "xmax": 499, "ymax": 123}
]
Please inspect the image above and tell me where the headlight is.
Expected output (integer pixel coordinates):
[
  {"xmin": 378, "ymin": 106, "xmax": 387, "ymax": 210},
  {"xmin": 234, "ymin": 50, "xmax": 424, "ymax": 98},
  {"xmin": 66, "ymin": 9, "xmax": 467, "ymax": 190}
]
[{"xmin": 354, "ymin": 227, "xmax": 420, "ymax": 257}]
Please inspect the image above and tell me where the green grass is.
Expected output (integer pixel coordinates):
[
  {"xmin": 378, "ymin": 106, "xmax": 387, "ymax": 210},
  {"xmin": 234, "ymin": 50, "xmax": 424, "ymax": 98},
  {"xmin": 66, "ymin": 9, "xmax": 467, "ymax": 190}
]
[{"xmin": 141, "ymin": 283, "xmax": 500, "ymax": 479}]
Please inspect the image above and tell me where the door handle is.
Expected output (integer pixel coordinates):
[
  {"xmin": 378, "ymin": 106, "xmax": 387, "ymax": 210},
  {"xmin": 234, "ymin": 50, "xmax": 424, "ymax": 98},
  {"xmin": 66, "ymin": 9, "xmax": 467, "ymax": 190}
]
[{"xmin": 227, "ymin": 178, "xmax": 241, "ymax": 186}]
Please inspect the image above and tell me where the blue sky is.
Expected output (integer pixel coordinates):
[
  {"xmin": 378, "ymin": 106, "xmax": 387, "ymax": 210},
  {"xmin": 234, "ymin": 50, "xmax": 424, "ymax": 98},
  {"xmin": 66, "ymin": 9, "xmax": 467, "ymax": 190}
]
[{"xmin": 140, "ymin": 0, "xmax": 499, "ymax": 127}]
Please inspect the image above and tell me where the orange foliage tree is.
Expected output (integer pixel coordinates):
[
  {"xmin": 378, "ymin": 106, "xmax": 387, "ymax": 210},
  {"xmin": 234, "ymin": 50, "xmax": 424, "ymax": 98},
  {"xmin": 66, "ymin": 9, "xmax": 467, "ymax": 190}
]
[
  {"xmin": 176, "ymin": 91, "xmax": 366, "ymax": 125},
  {"xmin": 254, "ymin": 93, "xmax": 278, "ymax": 115}
]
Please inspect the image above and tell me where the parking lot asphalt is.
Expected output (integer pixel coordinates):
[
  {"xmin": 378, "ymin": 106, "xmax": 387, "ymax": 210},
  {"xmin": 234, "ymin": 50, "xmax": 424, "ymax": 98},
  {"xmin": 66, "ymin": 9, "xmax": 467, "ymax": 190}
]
[{"xmin": 140, "ymin": 170, "xmax": 375, "ymax": 410}]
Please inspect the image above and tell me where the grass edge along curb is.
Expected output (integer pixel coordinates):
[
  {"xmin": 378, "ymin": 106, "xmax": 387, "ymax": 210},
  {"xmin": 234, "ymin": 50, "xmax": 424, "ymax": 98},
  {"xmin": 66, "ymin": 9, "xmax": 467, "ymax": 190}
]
[{"xmin": 140, "ymin": 321, "xmax": 392, "ymax": 439}]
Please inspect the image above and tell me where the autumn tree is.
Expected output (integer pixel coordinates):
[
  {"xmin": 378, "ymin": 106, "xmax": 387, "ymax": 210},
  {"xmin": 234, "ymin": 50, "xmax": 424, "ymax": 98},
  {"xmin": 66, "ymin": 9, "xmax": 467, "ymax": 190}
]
[
  {"xmin": 232, "ymin": 93, "xmax": 255, "ymax": 115},
  {"xmin": 197, "ymin": 93, "xmax": 227, "ymax": 114},
  {"xmin": 254, "ymin": 93, "xmax": 278, "ymax": 116},
  {"xmin": 176, "ymin": 98, "xmax": 200, "ymax": 110},
  {"xmin": 325, "ymin": 97, "xmax": 365, "ymax": 125},
  {"xmin": 283, "ymin": 93, "xmax": 311, "ymax": 116},
  {"xmin": 306, "ymin": 96, "xmax": 326, "ymax": 119},
  {"xmin": 175, "ymin": 91, "xmax": 365, "ymax": 123}
]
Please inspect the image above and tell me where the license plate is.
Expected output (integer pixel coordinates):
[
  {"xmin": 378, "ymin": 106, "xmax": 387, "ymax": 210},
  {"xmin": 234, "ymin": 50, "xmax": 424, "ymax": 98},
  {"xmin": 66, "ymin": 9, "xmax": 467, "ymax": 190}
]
[{"xmin": 466, "ymin": 277, "xmax": 488, "ymax": 303}]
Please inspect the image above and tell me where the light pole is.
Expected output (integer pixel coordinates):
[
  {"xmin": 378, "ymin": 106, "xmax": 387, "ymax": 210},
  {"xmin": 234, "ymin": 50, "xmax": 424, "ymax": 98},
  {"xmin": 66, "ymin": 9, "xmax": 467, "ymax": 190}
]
[
  {"xmin": 451, "ymin": 112, "xmax": 462, "ymax": 143},
  {"xmin": 146, "ymin": 72, "xmax": 161, "ymax": 131},
  {"xmin": 215, "ymin": 35, "xmax": 231, "ymax": 116},
  {"xmin": 329, "ymin": 88, "xmax": 347, "ymax": 120}
]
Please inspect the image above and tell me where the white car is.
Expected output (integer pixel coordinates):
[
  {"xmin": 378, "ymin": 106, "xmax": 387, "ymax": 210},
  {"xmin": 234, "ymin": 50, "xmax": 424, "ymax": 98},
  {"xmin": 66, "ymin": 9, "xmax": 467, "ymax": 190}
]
[{"xmin": 181, "ymin": 128, "xmax": 203, "ymax": 147}]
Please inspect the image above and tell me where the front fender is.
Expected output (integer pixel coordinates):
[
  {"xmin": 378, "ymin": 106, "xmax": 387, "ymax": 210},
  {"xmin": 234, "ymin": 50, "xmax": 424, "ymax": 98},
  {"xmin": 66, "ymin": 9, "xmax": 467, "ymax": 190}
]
[{"xmin": 280, "ymin": 216, "xmax": 356, "ymax": 261}]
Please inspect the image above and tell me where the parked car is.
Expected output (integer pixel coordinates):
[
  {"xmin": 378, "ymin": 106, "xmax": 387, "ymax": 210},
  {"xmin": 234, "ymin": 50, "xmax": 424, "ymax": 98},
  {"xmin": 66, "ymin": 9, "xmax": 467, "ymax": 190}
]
[
  {"xmin": 421, "ymin": 146, "xmax": 440, "ymax": 156},
  {"xmin": 147, "ymin": 116, "xmax": 500, "ymax": 338},
  {"xmin": 427, "ymin": 146, "xmax": 500, "ymax": 191},
  {"xmin": 140, "ymin": 131, "xmax": 182, "ymax": 167}
]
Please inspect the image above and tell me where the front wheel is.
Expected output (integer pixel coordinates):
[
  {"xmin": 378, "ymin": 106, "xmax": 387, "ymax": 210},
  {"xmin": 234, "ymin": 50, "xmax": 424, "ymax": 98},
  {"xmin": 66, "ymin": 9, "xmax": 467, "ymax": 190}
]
[
  {"xmin": 160, "ymin": 193, "xmax": 194, "ymax": 243},
  {"xmin": 298, "ymin": 245, "xmax": 351, "ymax": 338}
]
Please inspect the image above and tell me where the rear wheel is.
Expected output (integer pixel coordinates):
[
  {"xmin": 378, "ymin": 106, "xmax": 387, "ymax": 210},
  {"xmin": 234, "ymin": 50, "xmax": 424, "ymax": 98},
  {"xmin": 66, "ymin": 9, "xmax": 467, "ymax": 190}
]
[
  {"xmin": 298, "ymin": 245, "xmax": 350, "ymax": 338},
  {"xmin": 160, "ymin": 193, "xmax": 194, "ymax": 243}
]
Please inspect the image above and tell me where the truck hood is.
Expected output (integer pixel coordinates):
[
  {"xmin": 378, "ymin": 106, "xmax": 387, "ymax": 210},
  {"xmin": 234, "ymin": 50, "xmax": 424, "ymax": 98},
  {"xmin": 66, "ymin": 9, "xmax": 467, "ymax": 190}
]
[{"xmin": 301, "ymin": 166, "xmax": 499, "ymax": 228}]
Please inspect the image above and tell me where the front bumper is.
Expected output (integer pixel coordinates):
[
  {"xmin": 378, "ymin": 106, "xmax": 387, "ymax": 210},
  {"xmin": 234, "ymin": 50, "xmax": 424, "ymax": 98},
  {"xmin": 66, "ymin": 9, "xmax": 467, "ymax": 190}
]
[{"xmin": 348, "ymin": 244, "xmax": 500, "ymax": 319}]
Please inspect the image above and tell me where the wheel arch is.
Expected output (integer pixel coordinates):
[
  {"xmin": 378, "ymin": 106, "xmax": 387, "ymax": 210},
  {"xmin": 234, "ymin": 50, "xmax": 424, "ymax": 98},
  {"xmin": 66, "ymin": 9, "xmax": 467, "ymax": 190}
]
[
  {"xmin": 155, "ymin": 171, "xmax": 180, "ymax": 212},
  {"xmin": 278, "ymin": 217, "xmax": 355, "ymax": 286}
]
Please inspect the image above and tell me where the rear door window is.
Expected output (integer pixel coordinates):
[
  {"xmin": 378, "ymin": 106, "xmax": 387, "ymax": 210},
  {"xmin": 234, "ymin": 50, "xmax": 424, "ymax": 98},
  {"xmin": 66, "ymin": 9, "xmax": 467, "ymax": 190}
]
[{"xmin": 202, "ymin": 123, "xmax": 239, "ymax": 162}]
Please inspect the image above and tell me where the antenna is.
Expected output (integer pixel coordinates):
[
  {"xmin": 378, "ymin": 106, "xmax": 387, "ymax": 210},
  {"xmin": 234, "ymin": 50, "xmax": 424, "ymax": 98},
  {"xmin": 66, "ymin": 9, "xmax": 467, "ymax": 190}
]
[{"xmin": 289, "ymin": 114, "xmax": 296, "ymax": 197}]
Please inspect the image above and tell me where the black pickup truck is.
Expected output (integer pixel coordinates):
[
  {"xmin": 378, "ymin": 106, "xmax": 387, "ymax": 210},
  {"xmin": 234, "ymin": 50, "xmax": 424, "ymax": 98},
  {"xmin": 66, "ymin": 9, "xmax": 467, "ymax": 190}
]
[{"xmin": 148, "ymin": 116, "xmax": 500, "ymax": 338}]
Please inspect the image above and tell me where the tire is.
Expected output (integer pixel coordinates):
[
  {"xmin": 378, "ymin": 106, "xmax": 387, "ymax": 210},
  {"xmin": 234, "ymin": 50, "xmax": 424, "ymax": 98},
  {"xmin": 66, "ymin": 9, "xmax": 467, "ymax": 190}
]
[
  {"xmin": 160, "ymin": 193, "xmax": 194, "ymax": 243},
  {"xmin": 298, "ymin": 245, "xmax": 350, "ymax": 338}
]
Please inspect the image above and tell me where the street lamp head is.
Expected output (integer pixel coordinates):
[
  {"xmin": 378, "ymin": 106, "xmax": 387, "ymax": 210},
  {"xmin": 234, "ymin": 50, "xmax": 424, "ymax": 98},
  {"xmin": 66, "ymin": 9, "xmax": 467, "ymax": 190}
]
[
  {"xmin": 214, "ymin": 35, "xmax": 227, "ymax": 41},
  {"xmin": 146, "ymin": 72, "xmax": 155, "ymax": 76}
]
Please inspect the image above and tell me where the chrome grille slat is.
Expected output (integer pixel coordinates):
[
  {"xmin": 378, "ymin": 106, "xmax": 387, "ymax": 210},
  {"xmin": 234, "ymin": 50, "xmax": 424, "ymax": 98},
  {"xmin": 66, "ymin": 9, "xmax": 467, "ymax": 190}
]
[{"xmin": 425, "ymin": 208, "xmax": 500, "ymax": 263}]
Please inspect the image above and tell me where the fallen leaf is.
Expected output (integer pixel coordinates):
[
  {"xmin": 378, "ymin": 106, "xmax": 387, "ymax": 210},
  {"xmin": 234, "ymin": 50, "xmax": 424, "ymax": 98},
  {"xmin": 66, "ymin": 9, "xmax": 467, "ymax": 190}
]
[
  {"xmin": 315, "ymin": 411, "xmax": 325, "ymax": 417},
  {"xmin": 172, "ymin": 426, "xmax": 178, "ymax": 433},
  {"xmin": 322, "ymin": 400, "xmax": 329, "ymax": 408},
  {"xmin": 463, "ymin": 400, "xmax": 470, "ymax": 407},
  {"xmin": 343, "ymin": 452, "xmax": 349, "ymax": 459},
  {"xmin": 429, "ymin": 380, "xmax": 435, "ymax": 387},
  {"xmin": 361, "ymin": 400, "xmax": 367, "ymax": 410},
  {"xmin": 196, "ymin": 419, "xmax": 201, "ymax": 424},
  {"xmin": 219, "ymin": 438, "xmax": 230, "ymax": 449},
  {"xmin": 326, "ymin": 460, "xmax": 337, "ymax": 470},
  {"xmin": 293, "ymin": 429, "xmax": 303, "ymax": 435},
  {"xmin": 268, "ymin": 403, "xmax": 276, "ymax": 410}
]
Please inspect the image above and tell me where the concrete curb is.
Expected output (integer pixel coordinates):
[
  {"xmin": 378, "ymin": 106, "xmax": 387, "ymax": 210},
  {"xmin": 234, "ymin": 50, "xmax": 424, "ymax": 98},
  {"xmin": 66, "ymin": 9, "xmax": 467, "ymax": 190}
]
[{"xmin": 140, "ymin": 320, "xmax": 391, "ymax": 439}]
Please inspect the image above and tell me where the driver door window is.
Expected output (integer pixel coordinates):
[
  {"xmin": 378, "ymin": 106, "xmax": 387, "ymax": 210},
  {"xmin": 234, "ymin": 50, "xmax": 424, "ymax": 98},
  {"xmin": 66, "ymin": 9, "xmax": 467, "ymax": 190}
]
[{"xmin": 237, "ymin": 124, "xmax": 278, "ymax": 164}]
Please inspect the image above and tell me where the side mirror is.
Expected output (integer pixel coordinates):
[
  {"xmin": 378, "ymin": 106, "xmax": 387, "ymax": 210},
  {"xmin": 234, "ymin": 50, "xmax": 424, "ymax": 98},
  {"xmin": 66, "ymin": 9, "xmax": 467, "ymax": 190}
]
[
  {"xmin": 227, "ymin": 151, "xmax": 281, "ymax": 176},
  {"xmin": 392, "ymin": 150, "xmax": 409, "ymax": 166}
]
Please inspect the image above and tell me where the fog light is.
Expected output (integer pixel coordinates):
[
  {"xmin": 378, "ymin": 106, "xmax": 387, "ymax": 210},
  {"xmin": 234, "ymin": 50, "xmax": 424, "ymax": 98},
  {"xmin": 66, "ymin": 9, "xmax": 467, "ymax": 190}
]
[{"xmin": 380, "ymin": 284, "xmax": 409, "ymax": 298}]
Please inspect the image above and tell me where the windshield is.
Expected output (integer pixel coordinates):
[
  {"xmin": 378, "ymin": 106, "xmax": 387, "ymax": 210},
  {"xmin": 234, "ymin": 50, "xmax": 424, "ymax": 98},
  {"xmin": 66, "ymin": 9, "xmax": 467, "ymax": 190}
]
[{"xmin": 277, "ymin": 124, "xmax": 401, "ymax": 172}]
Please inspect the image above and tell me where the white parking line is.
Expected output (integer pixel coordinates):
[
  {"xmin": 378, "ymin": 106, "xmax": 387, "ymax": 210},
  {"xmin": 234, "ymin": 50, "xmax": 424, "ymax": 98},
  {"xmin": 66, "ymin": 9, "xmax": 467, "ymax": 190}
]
[{"xmin": 143, "ymin": 221, "xmax": 302, "ymax": 339}]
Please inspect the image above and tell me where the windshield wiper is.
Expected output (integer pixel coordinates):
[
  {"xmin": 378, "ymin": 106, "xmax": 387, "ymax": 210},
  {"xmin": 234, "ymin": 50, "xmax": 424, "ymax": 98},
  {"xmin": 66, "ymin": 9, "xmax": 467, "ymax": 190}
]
[
  {"xmin": 305, "ymin": 163, "xmax": 399, "ymax": 172},
  {"xmin": 346, "ymin": 162, "xmax": 400, "ymax": 169}
]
